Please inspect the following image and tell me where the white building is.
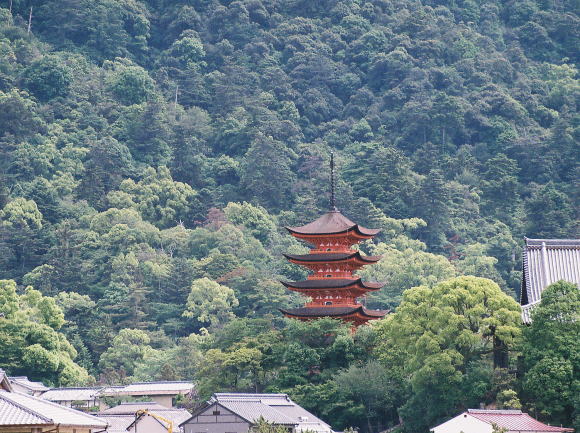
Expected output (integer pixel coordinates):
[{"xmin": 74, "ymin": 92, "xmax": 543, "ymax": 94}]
[{"xmin": 431, "ymin": 409, "xmax": 574, "ymax": 433}]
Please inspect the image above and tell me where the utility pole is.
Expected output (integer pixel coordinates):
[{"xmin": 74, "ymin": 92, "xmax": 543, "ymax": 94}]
[
  {"xmin": 9, "ymin": 0, "xmax": 12, "ymax": 14},
  {"xmin": 27, "ymin": 6, "xmax": 32, "ymax": 34}
]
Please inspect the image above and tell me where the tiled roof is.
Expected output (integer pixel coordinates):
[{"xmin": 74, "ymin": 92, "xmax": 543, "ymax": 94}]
[
  {"xmin": 284, "ymin": 252, "xmax": 381, "ymax": 263},
  {"xmin": 9, "ymin": 376, "xmax": 49, "ymax": 392},
  {"xmin": 281, "ymin": 278, "xmax": 383, "ymax": 290},
  {"xmin": 100, "ymin": 401, "xmax": 168, "ymax": 414},
  {"xmin": 41, "ymin": 387, "xmax": 102, "ymax": 402},
  {"xmin": 100, "ymin": 381, "xmax": 194, "ymax": 396},
  {"xmin": 97, "ymin": 414, "xmax": 134, "ymax": 433},
  {"xmin": 286, "ymin": 210, "xmax": 380, "ymax": 237},
  {"xmin": 280, "ymin": 305, "xmax": 388, "ymax": 318},
  {"xmin": 0, "ymin": 390, "xmax": 107, "ymax": 428},
  {"xmin": 126, "ymin": 409, "xmax": 192, "ymax": 433},
  {"xmin": 468, "ymin": 409, "xmax": 574, "ymax": 432},
  {"xmin": 205, "ymin": 393, "xmax": 333, "ymax": 433},
  {"xmin": 521, "ymin": 238, "xmax": 580, "ymax": 323}
]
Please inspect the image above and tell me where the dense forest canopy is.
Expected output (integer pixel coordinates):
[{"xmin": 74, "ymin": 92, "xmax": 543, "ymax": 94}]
[{"xmin": 0, "ymin": 0, "xmax": 578, "ymax": 432}]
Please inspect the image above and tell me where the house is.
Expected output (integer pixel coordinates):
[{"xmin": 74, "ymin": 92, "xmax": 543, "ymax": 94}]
[
  {"xmin": 8, "ymin": 376, "xmax": 49, "ymax": 396},
  {"xmin": 430, "ymin": 409, "xmax": 574, "ymax": 433},
  {"xmin": 181, "ymin": 393, "xmax": 334, "ymax": 433},
  {"xmin": 98, "ymin": 381, "xmax": 195, "ymax": 409},
  {"xmin": 520, "ymin": 238, "xmax": 580, "ymax": 323},
  {"xmin": 40, "ymin": 386, "xmax": 103, "ymax": 410},
  {"xmin": 0, "ymin": 369, "xmax": 107, "ymax": 433},
  {"xmin": 98, "ymin": 401, "xmax": 191, "ymax": 433}
]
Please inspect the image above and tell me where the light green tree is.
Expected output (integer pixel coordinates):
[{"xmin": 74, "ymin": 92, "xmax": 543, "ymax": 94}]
[
  {"xmin": 183, "ymin": 277, "xmax": 239, "ymax": 327},
  {"xmin": 98, "ymin": 328, "xmax": 159, "ymax": 382},
  {"xmin": 374, "ymin": 276, "xmax": 522, "ymax": 432},
  {"xmin": 0, "ymin": 280, "xmax": 91, "ymax": 386},
  {"xmin": 360, "ymin": 237, "xmax": 456, "ymax": 309}
]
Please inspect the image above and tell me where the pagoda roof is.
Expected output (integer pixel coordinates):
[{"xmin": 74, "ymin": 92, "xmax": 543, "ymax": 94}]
[
  {"xmin": 283, "ymin": 252, "xmax": 381, "ymax": 264},
  {"xmin": 281, "ymin": 279, "xmax": 384, "ymax": 290},
  {"xmin": 280, "ymin": 306, "xmax": 388, "ymax": 319},
  {"xmin": 286, "ymin": 211, "xmax": 380, "ymax": 237}
]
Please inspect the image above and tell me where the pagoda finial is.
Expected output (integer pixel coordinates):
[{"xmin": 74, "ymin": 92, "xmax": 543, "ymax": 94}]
[{"xmin": 330, "ymin": 151, "xmax": 337, "ymax": 211}]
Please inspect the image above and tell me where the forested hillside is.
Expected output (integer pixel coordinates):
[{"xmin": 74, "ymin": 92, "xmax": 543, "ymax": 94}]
[{"xmin": 0, "ymin": 0, "xmax": 578, "ymax": 432}]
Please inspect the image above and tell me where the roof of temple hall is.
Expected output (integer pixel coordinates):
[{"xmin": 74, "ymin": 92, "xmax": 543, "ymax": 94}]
[
  {"xmin": 286, "ymin": 211, "xmax": 380, "ymax": 237},
  {"xmin": 280, "ymin": 306, "xmax": 388, "ymax": 319},
  {"xmin": 281, "ymin": 278, "xmax": 384, "ymax": 290},
  {"xmin": 521, "ymin": 238, "xmax": 580, "ymax": 323}
]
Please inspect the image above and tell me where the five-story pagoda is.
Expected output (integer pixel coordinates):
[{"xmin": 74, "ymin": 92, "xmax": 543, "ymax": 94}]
[{"xmin": 279, "ymin": 154, "xmax": 388, "ymax": 327}]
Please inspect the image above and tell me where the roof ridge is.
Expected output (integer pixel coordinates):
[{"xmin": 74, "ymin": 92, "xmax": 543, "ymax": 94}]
[{"xmin": 0, "ymin": 391, "xmax": 52, "ymax": 423}]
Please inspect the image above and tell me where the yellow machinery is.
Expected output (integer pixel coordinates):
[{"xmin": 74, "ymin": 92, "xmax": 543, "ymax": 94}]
[{"xmin": 134, "ymin": 409, "xmax": 174, "ymax": 433}]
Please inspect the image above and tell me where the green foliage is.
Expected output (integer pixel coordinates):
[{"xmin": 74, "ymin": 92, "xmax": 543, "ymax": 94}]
[
  {"xmin": 21, "ymin": 55, "xmax": 73, "ymax": 101},
  {"xmin": 184, "ymin": 277, "xmax": 239, "ymax": 328},
  {"xmin": 0, "ymin": 0, "xmax": 577, "ymax": 430},
  {"xmin": 106, "ymin": 59, "xmax": 156, "ymax": 105},
  {"xmin": 374, "ymin": 277, "xmax": 523, "ymax": 432},
  {"xmin": 0, "ymin": 280, "xmax": 90, "ymax": 386},
  {"xmin": 522, "ymin": 281, "xmax": 579, "ymax": 428}
]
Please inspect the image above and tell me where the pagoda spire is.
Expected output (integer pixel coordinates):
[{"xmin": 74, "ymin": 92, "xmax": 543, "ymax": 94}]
[{"xmin": 330, "ymin": 152, "xmax": 337, "ymax": 211}]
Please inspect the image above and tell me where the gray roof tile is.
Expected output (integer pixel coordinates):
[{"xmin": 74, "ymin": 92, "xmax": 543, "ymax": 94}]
[
  {"xmin": 0, "ymin": 390, "xmax": 107, "ymax": 428},
  {"xmin": 521, "ymin": 238, "xmax": 580, "ymax": 323}
]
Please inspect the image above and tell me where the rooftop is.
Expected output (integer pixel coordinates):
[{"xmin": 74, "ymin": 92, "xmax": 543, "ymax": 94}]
[
  {"xmin": 282, "ymin": 278, "xmax": 383, "ymax": 290},
  {"xmin": 467, "ymin": 409, "xmax": 574, "ymax": 432},
  {"xmin": 9, "ymin": 376, "xmax": 49, "ymax": 392},
  {"xmin": 0, "ymin": 369, "xmax": 12, "ymax": 392},
  {"xmin": 41, "ymin": 387, "xmax": 102, "ymax": 402},
  {"xmin": 286, "ymin": 211, "xmax": 380, "ymax": 237},
  {"xmin": 280, "ymin": 306, "xmax": 388, "ymax": 318},
  {"xmin": 194, "ymin": 393, "xmax": 333, "ymax": 433},
  {"xmin": 99, "ymin": 401, "xmax": 168, "ymax": 414},
  {"xmin": 130, "ymin": 408, "xmax": 192, "ymax": 433},
  {"xmin": 521, "ymin": 237, "xmax": 580, "ymax": 323},
  {"xmin": 0, "ymin": 390, "xmax": 107, "ymax": 428},
  {"xmin": 284, "ymin": 252, "xmax": 381, "ymax": 263},
  {"xmin": 99, "ymin": 381, "xmax": 194, "ymax": 396}
]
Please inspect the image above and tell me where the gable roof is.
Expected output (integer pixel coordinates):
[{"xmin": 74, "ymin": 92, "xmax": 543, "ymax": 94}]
[
  {"xmin": 0, "ymin": 369, "xmax": 12, "ymax": 392},
  {"xmin": 181, "ymin": 393, "xmax": 333, "ymax": 433},
  {"xmin": 127, "ymin": 408, "xmax": 192, "ymax": 433},
  {"xmin": 9, "ymin": 376, "xmax": 49, "ymax": 393},
  {"xmin": 0, "ymin": 390, "xmax": 107, "ymax": 428},
  {"xmin": 467, "ymin": 409, "xmax": 574, "ymax": 432},
  {"xmin": 520, "ymin": 238, "xmax": 580, "ymax": 323}
]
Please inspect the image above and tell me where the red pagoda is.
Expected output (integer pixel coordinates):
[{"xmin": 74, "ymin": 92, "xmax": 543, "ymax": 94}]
[{"xmin": 279, "ymin": 155, "xmax": 388, "ymax": 327}]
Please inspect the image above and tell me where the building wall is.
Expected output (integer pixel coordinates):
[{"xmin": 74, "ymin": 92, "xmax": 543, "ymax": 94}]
[
  {"xmin": 431, "ymin": 414, "xmax": 493, "ymax": 433},
  {"xmin": 151, "ymin": 394, "xmax": 174, "ymax": 408},
  {"xmin": 183, "ymin": 403, "xmax": 250, "ymax": 433}
]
